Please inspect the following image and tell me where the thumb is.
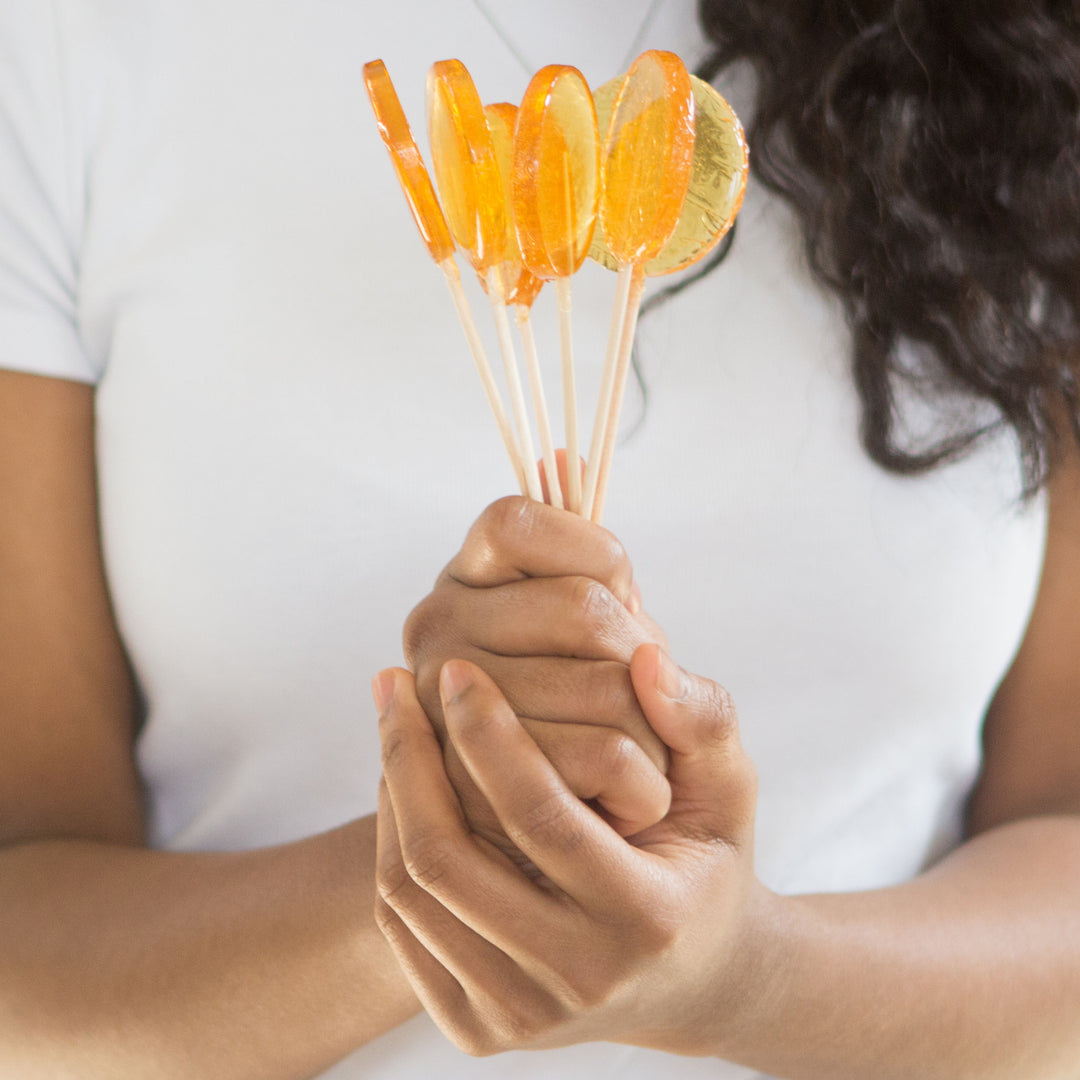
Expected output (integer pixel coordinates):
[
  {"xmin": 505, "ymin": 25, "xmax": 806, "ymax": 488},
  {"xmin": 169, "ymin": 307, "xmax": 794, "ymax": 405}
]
[{"xmin": 629, "ymin": 643, "xmax": 757, "ymax": 844}]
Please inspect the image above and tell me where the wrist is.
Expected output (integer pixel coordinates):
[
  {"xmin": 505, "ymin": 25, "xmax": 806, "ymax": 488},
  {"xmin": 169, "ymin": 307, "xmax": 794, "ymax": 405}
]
[{"xmin": 704, "ymin": 881, "xmax": 798, "ymax": 1061}]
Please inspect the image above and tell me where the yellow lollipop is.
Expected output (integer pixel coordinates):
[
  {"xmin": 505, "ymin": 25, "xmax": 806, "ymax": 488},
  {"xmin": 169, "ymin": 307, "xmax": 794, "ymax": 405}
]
[
  {"xmin": 582, "ymin": 50, "xmax": 696, "ymax": 522},
  {"xmin": 364, "ymin": 59, "xmax": 526, "ymax": 495},
  {"xmin": 486, "ymin": 101, "xmax": 561, "ymax": 508},
  {"xmin": 589, "ymin": 74, "xmax": 748, "ymax": 276},
  {"xmin": 512, "ymin": 65, "xmax": 600, "ymax": 514},
  {"xmin": 428, "ymin": 60, "xmax": 543, "ymax": 501}
]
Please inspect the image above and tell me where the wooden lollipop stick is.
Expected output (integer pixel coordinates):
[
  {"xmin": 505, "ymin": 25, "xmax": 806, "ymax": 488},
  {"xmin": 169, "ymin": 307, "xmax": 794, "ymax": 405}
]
[
  {"xmin": 554, "ymin": 277, "xmax": 582, "ymax": 514},
  {"xmin": 590, "ymin": 265, "xmax": 647, "ymax": 525},
  {"xmin": 581, "ymin": 262, "xmax": 635, "ymax": 519},
  {"xmin": 487, "ymin": 270, "xmax": 544, "ymax": 501},
  {"xmin": 441, "ymin": 259, "xmax": 527, "ymax": 495},
  {"xmin": 516, "ymin": 304, "xmax": 564, "ymax": 510}
]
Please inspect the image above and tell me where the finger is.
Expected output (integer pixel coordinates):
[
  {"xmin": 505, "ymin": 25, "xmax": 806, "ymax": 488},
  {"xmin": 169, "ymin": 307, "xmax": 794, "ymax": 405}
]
[
  {"xmin": 629, "ymin": 645, "xmax": 757, "ymax": 846},
  {"xmin": 375, "ymin": 667, "xmax": 569, "ymax": 944},
  {"xmin": 374, "ymin": 780, "xmax": 471, "ymax": 1015},
  {"xmin": 441, "ymin": 660, "xmax": 650, "ymax": 912},
  {"xmin": 376, "ymin": 779, "xmax": 524, "ymax": 1022},
  {"xmin": 480, "ymin": 656, "xmax": 668, "ymax": 774},
  {"xmin": 539, "ymin": 449, "xmax": 584, "ymax": 508},
  {"xmin": 438, "ymin": 575, "xmax": 652, "ymax": 663},
  {"xmin": 444, "ymin": 496, "xmax": 634, "ymax": 604},
  {"xmin": 524, "ymin": 719, "xmax": 671, "ymax": 836}
]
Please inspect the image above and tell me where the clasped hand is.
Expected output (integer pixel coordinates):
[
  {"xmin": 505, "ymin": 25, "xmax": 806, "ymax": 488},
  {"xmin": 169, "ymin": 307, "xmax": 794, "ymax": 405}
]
[{"xmin": 373, "ymin": 496, "xmax": 768, "ymax": 1057}]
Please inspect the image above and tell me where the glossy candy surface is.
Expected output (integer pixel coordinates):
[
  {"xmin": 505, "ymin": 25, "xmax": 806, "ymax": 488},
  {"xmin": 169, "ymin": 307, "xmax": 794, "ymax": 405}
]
[
  {"xmin": 512, "ymin": 66, "xmax": 600, "ymax": 281},
  {"xmin": 597, "ymin": 50, "xmax": 696, "ymax": 267},
  {"xmin": 590, "ymin": 74, "xmax": 747, "ymax": 275},
  {"xmin": 363, "ymin": 59, "xmax": 455, "ymax": 264},
  {"xmin": 485, "ymin": 103, "xmax": 543, "ymax": 307},
  {"xmin": 428, "ymin": 60, "xmax": 507, "ymax": 280}
]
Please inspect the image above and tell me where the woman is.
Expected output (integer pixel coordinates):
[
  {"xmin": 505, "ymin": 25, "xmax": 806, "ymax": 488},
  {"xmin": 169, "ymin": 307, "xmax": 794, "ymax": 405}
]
[{"xmin": 1, "ymin": 2, "xmax": 1077, "ymax": 1078}]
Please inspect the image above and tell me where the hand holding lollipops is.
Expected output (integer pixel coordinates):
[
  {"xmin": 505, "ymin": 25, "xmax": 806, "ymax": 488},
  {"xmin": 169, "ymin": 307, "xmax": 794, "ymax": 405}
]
[{"xmin": 364, "ymin": 51, "xmax": 748, "ymax": 519}]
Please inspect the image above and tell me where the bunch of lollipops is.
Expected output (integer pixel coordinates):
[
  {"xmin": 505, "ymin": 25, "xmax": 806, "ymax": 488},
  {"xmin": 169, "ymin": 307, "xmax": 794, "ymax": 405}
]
[{"xmin": 364, "ymin": 51, "xmax": 748, "ymax": 523}]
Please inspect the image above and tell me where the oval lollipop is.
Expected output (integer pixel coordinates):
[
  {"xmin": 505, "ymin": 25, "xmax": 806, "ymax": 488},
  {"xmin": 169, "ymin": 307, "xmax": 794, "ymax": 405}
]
[
  {"xmin": 428, "ymin": 60, "xmax": 542, "ymax": 501},
  {"xmin": 364, "ymin": 59, "xmax": 526, "ymax": 495},
  {"xmin": 427, "ymin": 60, "xmax": 508, "ymax": 286},
  {"xmin": 363, "ymin": 59, "xmax": 454, "ymax": 265},
  {"xmin": 486, "ymin": 101, "xmax": 560, "ymax": 507},
  {"xmin": 589, "ymin": 74, "xmax": 748, "ymax": 276},
  {"xmin": 485, "ymin": 102, "xmax": 544, "ymax": 309},
  {"xmin": 512, "ymin": 65, "xmax": 600, "ymax": 513},
  {"xmin": 583, "ymin": 50, "xmax": 696, "ymax": 522}
]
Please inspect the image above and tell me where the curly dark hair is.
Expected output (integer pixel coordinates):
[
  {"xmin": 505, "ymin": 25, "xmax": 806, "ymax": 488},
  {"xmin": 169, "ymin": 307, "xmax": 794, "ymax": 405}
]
[{"xmin": 695, "ymin": 0, "xmax": 1080, "ymax": 493}]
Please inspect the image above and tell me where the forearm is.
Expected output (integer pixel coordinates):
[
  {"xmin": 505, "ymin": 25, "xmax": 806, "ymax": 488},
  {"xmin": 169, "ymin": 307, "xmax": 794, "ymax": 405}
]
[
  {"xmin": 720, "ymin": 816, "xmax": 1080, "ymax": 1080},
  {"xmin": 0, "ymin": 816, "xmax": 420, "ymax": 1080}
]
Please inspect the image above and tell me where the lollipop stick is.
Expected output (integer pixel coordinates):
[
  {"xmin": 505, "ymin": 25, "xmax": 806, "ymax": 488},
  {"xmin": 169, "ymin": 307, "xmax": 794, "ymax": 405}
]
[
  {"xmin": 554, "ymin": 278, "xmax": 581, "ymax": 514},
  {"xmin": 582, "ymin": 262, "xmax": 635, "ymax": 519},
  {"xmin": 441, "ymin": 259, "xmax": 527, "ymax": 495},
  {"xmin": 590, "ymin": 265, "xmax": 647, "ymax": 525},
  {"xmin": 487, "ymin": 270, "xmax": 544, "ymax": 501},
  {"xmin": 516, "ymin": 304, "xmax": 564, "ymax": 509}
]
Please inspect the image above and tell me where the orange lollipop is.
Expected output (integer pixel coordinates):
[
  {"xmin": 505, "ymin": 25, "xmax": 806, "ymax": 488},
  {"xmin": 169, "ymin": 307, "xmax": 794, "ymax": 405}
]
[
  {"xmin": 582, "ymin": 51, "xmax": 696, "ymax": 523},
  {"xmin": 428, "ymin": 60, "xmax": 543, "ymax": 501},
  {"xmin": 486, "ymin": 102, "xmax": 561, "ymax": 508},
  {"xmin": 363, "ymin": 59, "xmax": 525, "ymax": 495},
  {"xmin": 512, "ymin": 65, "xmax": 600, "ymax": 514}
]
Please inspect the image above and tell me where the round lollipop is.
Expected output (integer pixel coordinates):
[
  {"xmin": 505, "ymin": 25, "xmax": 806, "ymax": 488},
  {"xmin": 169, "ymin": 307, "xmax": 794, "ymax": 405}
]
[
  {"xmin": 363, "ymin": 59, "xmax": 526, "ymax": 495},
  {"xmin": 428, "ymin": 60, "xmax": 543, "ymax": 502},
  {"xmin": 486, "ymin": 101, "xmax": 561, "ymax": 509},
  {"xmin": 581, "ymin": 51, "xmax": 696, "ymax": 523},
  {"xmin": 512, "ymin": 65, "xmax": 600, "ymax": 515},
  {"xmin": 589, "ymin": 74, "xmax": 748, "ymax": 276}
]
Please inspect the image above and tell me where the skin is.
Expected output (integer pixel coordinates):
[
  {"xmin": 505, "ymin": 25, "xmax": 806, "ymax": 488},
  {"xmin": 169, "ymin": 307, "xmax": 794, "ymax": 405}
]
[
  {"xmin": 379, "ymin": 462, "xmax": 1080, "ymax": 1077},
  {"xmin": 5, "ymin": 363, "xmax": 1079, "ymax": 1077},
  {"xmin": 0, "ymin": 371, "xmax": 667, "ymax": 1077}
]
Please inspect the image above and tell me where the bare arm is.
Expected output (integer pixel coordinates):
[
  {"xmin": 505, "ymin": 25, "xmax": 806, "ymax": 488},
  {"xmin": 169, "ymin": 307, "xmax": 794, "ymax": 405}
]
[{"xmin": 0, "ymin": 372, "xmax": 419, "ymax": 1079}]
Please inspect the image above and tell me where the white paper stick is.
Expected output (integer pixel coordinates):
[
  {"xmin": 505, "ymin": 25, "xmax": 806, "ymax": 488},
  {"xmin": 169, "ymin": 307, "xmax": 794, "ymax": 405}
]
[
  {"xmin": 441, "ymin": 259, "xmax": 526, "ymax": 495},
  {"xmin": 487, "ymin": 270, "xmax": 544, "ymax": 501},
  {"xmin": 516, "ymin": 303, "xmax": 563, "ymax": 509},
  {"xmin": 581, "ymin": 262, "xmax": 634, "ymax": 519},
  {"xmin": 554, "ymin": 277, "xmax": 581, "ymax": 514},
  {"xmin": 591, "ymin": 266, "xmax": 646, "ymax": 525}
]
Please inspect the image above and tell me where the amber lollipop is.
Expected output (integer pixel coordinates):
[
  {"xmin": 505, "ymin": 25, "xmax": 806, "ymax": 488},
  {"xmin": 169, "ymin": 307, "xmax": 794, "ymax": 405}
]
[
  {"xmin": 580, "ymin": 51, "xmax": 696, "ymax": 523},
  {"xmin": 428, "ymin": 60, "xmax": 543, "ymax": 502},
  {"xmin": 486, "ymin": 102, "xmax": 562, "ymax": 509},
  {"xmin": 363, "ymin": 59, "xmax": 526, "ymax": 494},
  {"xmin": 512, "ymin": 65, "xmax": 600, "ymax": 515}
]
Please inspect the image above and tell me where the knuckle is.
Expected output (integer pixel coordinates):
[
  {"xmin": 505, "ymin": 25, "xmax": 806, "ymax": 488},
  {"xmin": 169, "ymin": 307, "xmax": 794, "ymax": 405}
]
[
  {"xmin": 401, "ymin": 591, "xmax": 446, "ymax": 668},
  {"xmin": 400, "ymin": 829, "xmax": 454, "ymax": 892},
  {"xmin": 595, "ymin": 728, "xmax": 639, "ymax": 786},
  {"xmin": 597, "ymin": 530, "xmax": 634, "ymax": 599},
  {"xmin": 379, "ymin": 727, "xmax": 411, "ymax": 773},
  {"xmin": 508, "ymin": 788, "xmax": 582, "ymax": 854},
  {"xmin": 698, "ymin": 680, "xmax": 739, "ymax": 744},
  {"xmin": 375, "ymin": 858, "xmax": 414, "ymax": 909},
  {"xmin": 568, "ymin": 576, "xmax": 618, "ymax": 642}
]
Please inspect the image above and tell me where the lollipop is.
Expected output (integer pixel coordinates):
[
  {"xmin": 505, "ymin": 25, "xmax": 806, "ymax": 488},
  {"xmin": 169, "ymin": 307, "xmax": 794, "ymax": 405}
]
[
  {"xmin": 512, "ymin": 65, "xmax": 600, "ymax": 515},
  {"xmin": 486, "ymin": 102, "xmax": 562, "ymax": 509},
  {"xmin": 363, "ymin": 59, "xmax": 526, "ymax": 494},
  {"xmin": 428, "ymin": 60, "xmax": 543, "ymax": 502},
  {"xmin": 581, "ymin": 51, "xmax": 696, "ymax": 523}
]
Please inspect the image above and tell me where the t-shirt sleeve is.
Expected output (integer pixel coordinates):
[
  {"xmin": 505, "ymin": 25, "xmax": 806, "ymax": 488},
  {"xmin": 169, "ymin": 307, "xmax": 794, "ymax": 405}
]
[{"xmin": 0, "ymin": 1, "xmax": 99, "ymax": 384}]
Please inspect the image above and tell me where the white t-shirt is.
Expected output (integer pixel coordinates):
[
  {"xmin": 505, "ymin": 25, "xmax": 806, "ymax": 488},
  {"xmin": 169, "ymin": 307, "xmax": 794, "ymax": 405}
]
[{"xmin": 0, "ymin": 2, "xmax": 1045, "ymax": 1078}]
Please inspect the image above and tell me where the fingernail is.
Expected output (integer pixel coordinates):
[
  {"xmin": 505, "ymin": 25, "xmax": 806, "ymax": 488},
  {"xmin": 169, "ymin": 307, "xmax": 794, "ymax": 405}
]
[
  {"xmin": 372, "ymin": 670, "xmax": 396, "ymax": 714},
  {"xmin": 440, "ymin": 661, "xmax": 474, "ymax": 704},
  {"xmin": 627, "ymin": 581, "xmax": 643, "ymax": 616},
  {"xmin": 657, "ymin": 651, "xmax": 689, "ymax": 701}
]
